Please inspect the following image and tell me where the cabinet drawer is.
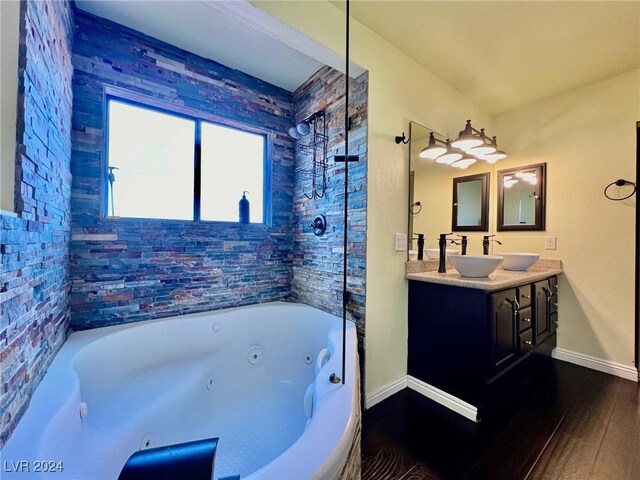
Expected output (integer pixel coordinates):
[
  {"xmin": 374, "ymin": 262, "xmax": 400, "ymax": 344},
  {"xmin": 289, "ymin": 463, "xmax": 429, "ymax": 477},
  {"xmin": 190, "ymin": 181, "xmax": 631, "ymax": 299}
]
[
  {"xmin": 550, "ymin": 295, "xmax": 558, "ymax": 313},
  {"xmin": 518, "ymin": 306, "xmax": 533, "ymax": 332},
  {"xmin": 520, "ymin": 329, "xmax": 533, "ymax": 353},
  {"xmin": 517, "ymin": 285, "xmax": 532, "ymax": 308},
  {"xmin": 549, "ymin": 276, "xmax": 559, "ymax": 295}
]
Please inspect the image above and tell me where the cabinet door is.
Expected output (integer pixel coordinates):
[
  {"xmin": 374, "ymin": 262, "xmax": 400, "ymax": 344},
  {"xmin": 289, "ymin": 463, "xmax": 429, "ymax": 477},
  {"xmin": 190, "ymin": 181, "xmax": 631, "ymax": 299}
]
[
  {"xmin": 489, "ymin": 289, "xmax": 518, "ymax": 376},
  {"xmin": 534, "ymin": 280, "xmax": 551, "ymax": 343}
]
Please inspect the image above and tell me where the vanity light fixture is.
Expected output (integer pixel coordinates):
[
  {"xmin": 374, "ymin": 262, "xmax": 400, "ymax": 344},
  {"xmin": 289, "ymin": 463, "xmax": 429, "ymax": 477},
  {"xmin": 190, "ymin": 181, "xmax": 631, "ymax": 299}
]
[{"xmin": 419, "ymin": 120, "xmax": 507, "ymax": 169}]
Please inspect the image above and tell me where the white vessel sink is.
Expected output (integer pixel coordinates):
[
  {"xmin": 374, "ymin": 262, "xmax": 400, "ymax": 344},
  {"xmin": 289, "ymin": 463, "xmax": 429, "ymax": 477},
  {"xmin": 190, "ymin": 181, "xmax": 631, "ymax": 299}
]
[
  {"xmin": 500, "ymin": 253, "xmax": 540, "ymax": 271},
  {"xmin": 425, "ymin": 248, "xmax": 459, "ymax": 260},
  {"xmin": 448, "ymin": 255, "xmax": 504, "ymax": 278}
]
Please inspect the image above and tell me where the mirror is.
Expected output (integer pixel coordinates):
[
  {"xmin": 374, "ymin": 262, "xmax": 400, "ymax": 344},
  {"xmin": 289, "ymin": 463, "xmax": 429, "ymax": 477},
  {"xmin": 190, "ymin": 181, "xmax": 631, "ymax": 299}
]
[
  {"xmin": 497, "ymin": 163, "xmax": 546, "ymax": 231},
  {"xmin": 408, "ymin": 121, "xmax": 496, "ymax": 256},
  {"xmin": 452, "ymin": 173, "xmax": 489, "ymax": 231}
]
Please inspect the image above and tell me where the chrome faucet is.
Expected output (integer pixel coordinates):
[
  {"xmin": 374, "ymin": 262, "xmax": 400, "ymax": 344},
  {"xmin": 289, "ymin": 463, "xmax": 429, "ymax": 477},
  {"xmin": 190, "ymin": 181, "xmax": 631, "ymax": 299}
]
[{"xmin": 482, "ymin": 235, "xmax": 502, "ymax": 255}]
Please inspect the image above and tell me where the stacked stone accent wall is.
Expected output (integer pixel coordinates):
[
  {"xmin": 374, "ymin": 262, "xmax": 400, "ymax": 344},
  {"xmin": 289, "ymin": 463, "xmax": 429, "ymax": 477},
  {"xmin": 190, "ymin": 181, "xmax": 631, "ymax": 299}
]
[
  {"xmin": 0, "ymin": 0, "xmax": 74, "ymax": 448},
  {"xmin": 69, "ymin": 11, "xmax": 295, "ymax": 328},
  {"xmin": 290, "ymin": 67, "xmax": 368, "ymax": 381}
]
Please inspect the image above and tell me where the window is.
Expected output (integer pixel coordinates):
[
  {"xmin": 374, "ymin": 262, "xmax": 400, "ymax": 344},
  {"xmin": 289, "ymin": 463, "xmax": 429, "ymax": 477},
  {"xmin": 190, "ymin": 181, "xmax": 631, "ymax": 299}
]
[{"xmin": 106, "ymin": 98, "xmax": 267, "ymax": 223}]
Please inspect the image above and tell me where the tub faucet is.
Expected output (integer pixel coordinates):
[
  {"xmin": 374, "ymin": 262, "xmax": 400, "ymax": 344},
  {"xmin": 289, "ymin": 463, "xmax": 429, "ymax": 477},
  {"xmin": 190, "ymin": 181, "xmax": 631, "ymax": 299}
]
[
  {"xmin": 438, "ymin": 233, "xmax": 458, "ymax": 273},
  {"xmin": 457, "ymin": 235, "xmax": 468, "ymax": 255},
  {"xmin": 482, "ymin": 235, "xmax": 502, "ymax": 255}
]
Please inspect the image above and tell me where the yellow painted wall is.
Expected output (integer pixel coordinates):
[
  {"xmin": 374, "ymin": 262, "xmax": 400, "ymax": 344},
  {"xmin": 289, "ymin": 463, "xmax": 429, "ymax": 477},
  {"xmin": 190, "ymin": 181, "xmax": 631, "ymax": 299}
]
[
  {"xmin": 492, "ymin": 69, "xmax": 639, "ymax": 367},
  {"xmin": 252, "ymin": 1, "xmax": 489, "ymax": 396},
  {"xmin": 0, "ymin": 0, "xmax": 20, "ymax": 212}
]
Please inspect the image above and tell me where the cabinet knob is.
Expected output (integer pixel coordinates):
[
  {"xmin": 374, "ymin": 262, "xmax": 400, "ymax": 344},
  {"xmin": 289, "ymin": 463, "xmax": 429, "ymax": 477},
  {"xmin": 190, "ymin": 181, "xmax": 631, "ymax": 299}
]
[
  {"xmin": 553, "ymin": 302, "xmax": 558, "ymax": 307},
  {"xmin": 524, "ymin": 340, "xmax": 532, "ymax": 345},
  {"xmin": 522, "ymin": 294, "xmax": 530, "ymax": 299},
  {"xmin": 523, "ymin": 317, "xmax": 531, "ymax": 323},
  {"xmin": 553, "ymin": 320, "xmax": 559, "ymax": 325}
]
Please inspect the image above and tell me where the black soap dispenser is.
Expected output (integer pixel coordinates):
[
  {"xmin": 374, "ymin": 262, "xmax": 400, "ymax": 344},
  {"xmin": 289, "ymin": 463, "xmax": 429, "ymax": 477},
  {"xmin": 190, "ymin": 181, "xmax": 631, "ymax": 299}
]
[{"xmin": 239, "ymin": 191, "xmax": 250, "ymax": 224}]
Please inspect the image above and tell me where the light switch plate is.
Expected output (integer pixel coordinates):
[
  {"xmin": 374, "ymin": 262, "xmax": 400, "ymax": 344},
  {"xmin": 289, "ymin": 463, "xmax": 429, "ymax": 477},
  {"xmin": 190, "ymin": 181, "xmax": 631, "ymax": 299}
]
[
  {"xmin": 545, "ymin": 236, "xmax": 557, "ymax": 250},
  {"xmin": 394, "ymin": 233, "xmax": 407, "ymax": 251}
]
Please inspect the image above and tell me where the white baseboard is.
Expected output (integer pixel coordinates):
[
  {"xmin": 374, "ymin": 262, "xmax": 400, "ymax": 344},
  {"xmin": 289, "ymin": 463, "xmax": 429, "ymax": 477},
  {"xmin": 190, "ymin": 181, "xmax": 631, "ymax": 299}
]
[
  {"xmin": 552, "ymin": 348, "xmax": 638, "ymax": 381},
  {"xmin": 406, "ymin": 376, "xmax": 479, "ymax": 422},
  {"xmin": 365, "ymin": 376, "xmax": 408, "ymax": 409},
  {"xmin": 365, "ymin": 375, "xmax": 479, "ymax": 421}
]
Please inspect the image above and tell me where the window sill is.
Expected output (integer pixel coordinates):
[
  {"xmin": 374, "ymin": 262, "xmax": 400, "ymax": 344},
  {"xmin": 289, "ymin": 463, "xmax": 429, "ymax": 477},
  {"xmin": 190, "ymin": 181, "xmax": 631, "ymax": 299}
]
[{"xmin": 104, "ymin": 216, "xmax": 270, "ymax": 227}]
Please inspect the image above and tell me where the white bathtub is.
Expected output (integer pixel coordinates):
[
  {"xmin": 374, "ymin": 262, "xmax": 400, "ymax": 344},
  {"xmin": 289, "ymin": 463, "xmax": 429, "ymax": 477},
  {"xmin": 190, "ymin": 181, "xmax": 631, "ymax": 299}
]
[{"xmin": 1, "ymin": 302, "xmax": 358, "ymax": 480}]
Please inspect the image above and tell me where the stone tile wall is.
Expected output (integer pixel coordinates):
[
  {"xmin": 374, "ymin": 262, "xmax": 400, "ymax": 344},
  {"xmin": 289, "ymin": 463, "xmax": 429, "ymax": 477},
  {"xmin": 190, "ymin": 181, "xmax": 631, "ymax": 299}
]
[
  {"xmin": 69, "ymin": 11, "xmax": 295, "ymax": 328},
  {"xmin": 0, "ymin": 1, "xmax": 369, "ymax": 452},
  {"xmin": 0, "ymin": 0, "xmax": 74, "ymax": 448},
  {"xmin": 290, "ymin": 67, "xmax": 368, "ymax": 383}
]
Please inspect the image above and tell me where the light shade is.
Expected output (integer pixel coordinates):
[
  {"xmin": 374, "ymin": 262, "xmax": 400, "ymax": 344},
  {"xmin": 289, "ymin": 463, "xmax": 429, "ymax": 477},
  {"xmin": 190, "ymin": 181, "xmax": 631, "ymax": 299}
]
[
  {"xmin": 419, "ymin": 145, "xmax": 447, "ymax": 160},
  {"xmin": 451, "ymin": 137, "xmax": 483, "ymax": 150},
  {"xmin": 436, "ymin": 152, "xmax": 463, "ymax": 165},
  {"xmin": 451, "ymin": 158, "xmax": 477, "ymax": 169},
  {"xmin": 419, "ymin": 132, "xmax": 447, "ymax": 160},
  {"xmin": 451, "ymin": 120, "xmax": 483, "ymax": 150},
  {"xmin": 469, "ymin": 145, "xmax": 496, "ymax": 156},
  {"xmin": 478, "ymin": 150, "xmax": 507, "ymax": 163}
]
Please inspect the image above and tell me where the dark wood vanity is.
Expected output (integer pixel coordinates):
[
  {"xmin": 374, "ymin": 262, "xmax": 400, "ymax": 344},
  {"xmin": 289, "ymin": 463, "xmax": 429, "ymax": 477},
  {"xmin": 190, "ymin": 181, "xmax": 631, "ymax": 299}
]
[{"xmin": 408, "ymin": 274, "xmax": 559, "ymax": 420}]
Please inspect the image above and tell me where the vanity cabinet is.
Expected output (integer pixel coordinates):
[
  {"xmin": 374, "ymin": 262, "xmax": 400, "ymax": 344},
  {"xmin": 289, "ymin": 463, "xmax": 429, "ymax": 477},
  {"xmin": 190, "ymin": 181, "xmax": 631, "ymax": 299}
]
[{"xmin": 408, "ymin": 275, "xmax": 558, "ymax": 419}]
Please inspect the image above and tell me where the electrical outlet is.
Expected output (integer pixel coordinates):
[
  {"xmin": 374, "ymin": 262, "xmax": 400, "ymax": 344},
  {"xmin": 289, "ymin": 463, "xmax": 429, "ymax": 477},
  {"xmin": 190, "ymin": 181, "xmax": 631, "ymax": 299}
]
[
  {"xmin": 545, "ymin": 236, "xmax": 557, "ymax": 250},
  {"xmin": 394, "ymin": 233, "xmax": 407, "ymax": 251}
]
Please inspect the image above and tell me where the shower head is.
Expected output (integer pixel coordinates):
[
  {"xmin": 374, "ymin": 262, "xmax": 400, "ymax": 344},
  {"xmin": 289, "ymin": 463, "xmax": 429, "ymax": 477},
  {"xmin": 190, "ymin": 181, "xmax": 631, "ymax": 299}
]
[
  {"xmin": 288, "ymin": 126, "xmax": 302, "ymax": 140},
  {"xmin": 296, "ymin": 121, "xmax": 311, "ymax": 136}
]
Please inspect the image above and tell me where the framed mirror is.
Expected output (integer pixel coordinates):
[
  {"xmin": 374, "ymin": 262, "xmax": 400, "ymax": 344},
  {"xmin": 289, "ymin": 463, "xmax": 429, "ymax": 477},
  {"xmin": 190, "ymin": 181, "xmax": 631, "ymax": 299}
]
[
  {"xmin": 497, "ymin": 163, "xmax": 546, "ymax": 231},
  {"xmin": 452, "ymin": 172, "xmax": 489, "ymax": 231}
]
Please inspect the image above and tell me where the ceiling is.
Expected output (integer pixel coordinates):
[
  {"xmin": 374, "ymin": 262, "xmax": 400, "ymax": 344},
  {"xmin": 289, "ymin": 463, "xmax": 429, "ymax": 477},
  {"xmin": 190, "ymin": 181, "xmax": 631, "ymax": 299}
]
[
  {"xmin": 75, "ymin": 0, "xmax": 328, "ymax": 92},
  {"xmin": 340, "ymin": 0, "xmax": 640, "ymax": 114}
]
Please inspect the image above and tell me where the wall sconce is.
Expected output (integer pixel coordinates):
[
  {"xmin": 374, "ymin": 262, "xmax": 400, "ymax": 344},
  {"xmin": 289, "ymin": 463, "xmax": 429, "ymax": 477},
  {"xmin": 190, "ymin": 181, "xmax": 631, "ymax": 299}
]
[{"xmin": 419, "ymin": 120, "xmax": 507, "ymax": 169}]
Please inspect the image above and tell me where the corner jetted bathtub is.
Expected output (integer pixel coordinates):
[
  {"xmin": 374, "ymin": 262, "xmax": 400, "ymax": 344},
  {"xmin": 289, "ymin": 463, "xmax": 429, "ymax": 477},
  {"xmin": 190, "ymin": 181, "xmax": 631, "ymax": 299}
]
[{"xmin": 1, "ymin": 302, "xmax": 358, "ymax": 480}]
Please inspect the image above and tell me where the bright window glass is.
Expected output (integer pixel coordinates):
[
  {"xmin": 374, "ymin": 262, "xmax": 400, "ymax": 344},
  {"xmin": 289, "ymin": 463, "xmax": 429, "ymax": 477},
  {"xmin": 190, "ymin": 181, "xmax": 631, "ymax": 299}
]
[
  {"xmin": 107, "ymin": 100, "xmax": 195, "ymax": 220},
  {"xmin": 200, "ymin": 122, "xmax": 265, "ymax": 223}
]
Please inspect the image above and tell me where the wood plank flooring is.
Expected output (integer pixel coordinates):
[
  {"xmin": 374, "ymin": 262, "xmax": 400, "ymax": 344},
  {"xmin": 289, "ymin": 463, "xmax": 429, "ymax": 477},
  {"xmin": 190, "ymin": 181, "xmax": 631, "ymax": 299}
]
[{"xmin": 362, "ymin": 360, "xmax": 639, "ymax": 480}]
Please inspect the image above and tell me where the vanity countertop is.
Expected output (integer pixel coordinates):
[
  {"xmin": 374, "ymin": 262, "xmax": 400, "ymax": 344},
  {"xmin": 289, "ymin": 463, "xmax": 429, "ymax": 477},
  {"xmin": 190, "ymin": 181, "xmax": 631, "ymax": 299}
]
[{"xmin": 405, "ymin": 260, "xmax": 562, "ymax": 291}]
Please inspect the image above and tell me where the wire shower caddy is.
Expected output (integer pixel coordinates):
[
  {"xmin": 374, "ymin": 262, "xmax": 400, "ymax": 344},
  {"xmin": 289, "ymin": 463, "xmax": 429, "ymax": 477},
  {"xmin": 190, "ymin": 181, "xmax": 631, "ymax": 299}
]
[{"xmin": 295, "ymin": 110, "xmax": 328, "ymax": 199}]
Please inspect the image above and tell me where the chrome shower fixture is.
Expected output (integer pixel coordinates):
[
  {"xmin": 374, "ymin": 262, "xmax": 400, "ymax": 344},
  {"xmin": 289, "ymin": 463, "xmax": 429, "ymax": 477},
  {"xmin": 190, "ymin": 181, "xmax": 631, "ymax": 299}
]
[{"xmin": 288, "ymin": 110, "xmax": 324, "ymax": 140}]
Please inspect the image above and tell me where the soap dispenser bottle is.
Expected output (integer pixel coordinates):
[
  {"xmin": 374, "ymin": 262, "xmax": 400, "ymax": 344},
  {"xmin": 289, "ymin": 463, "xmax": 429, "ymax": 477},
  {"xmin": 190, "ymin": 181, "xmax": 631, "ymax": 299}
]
[{"xmin": 239, "ymin": 191, "xmax": 250, "ymax": 224}]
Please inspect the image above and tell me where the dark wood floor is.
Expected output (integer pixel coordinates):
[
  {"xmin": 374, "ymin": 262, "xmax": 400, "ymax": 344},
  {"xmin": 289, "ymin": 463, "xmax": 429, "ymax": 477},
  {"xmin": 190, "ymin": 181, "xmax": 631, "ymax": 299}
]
[{"xmin": 361, "ymin": 360, "xmax": 640, "ymax": 480}]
